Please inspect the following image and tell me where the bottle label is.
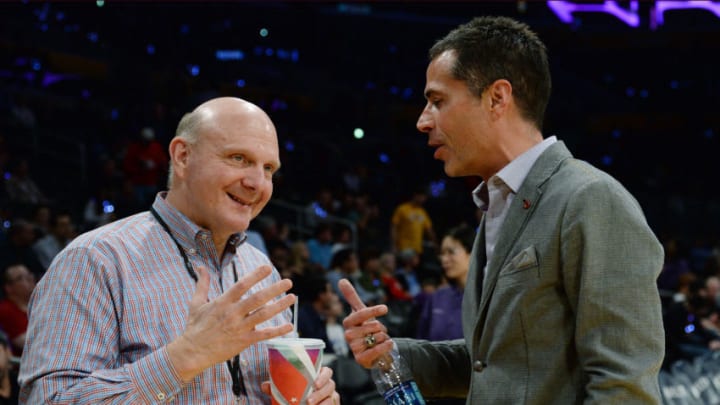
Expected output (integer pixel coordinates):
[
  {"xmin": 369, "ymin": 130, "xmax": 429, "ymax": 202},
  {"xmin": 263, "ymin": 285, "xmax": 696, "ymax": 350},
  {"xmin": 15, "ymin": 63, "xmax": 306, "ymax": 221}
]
[{"xmin": 383, "ymin": 381, "xmax": 426, "ymax": 405}]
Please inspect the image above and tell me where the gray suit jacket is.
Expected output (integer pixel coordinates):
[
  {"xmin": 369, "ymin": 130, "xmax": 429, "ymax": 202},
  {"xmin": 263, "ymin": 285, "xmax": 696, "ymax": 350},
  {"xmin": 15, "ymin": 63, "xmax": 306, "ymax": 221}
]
[{"xmin": 397, "ymin": 141, "xmax": 664, "ymax": 404}]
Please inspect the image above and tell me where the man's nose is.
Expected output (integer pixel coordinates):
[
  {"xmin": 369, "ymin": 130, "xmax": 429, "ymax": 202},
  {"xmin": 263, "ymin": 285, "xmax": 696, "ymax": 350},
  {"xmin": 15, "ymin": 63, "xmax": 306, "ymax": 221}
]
[
  {"xmin": 416, "ymin": 107, "xmax": 433, "ymax": 133},
  {"xmin": 241, "ymin": 166, "xmax": 264, "ymax": 189}
]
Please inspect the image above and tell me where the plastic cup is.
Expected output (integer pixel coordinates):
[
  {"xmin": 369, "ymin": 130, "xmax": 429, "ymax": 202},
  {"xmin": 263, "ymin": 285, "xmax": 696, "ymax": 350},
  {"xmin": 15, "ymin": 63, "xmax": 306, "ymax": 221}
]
[{"xmin": 267, "ymin": 337, "xmax": 325, "ymax": 405}]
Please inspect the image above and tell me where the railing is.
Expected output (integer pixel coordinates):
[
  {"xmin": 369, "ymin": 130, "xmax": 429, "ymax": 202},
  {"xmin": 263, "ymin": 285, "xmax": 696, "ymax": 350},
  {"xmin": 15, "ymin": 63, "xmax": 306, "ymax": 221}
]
[{"xmin": 267, "ymin": 198, "xmax": 358, "ymax": 252}]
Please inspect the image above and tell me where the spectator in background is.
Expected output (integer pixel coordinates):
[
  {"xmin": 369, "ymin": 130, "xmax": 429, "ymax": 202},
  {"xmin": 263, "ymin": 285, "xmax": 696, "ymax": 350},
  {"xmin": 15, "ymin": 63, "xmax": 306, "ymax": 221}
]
[
  {"xmin": 82, "ymin": 185, "xmax": 119, "ymax": 231},
  {"xmin": 356, "ymin": 249, "xmax": 386, "ymax": 306},
  {"xmin": 294, "ymin": 274, "xmax": 349, "ymax": 357},
  {"xmin": 286, "ymin": 240, "xmax": 325, "ymax": 279},
  {"xmin": 352, "ymin": 192, "xmax": 382, "ymax": 251},
  {"xmin": 390, "ymin": 186, "xmax": 436, "ymax": 255},
  {"xmin": 307, "ymin": 222, "xmax": 334, "ymax": 270},
  {"xmin": 378, "ymin": 251, "xmax": 413, "ymax": 303},
  {"xmin": 395, "ymin": 248, "xmax": 422, "ymax": 299},
  {"xmin": 112, "ymin": 178, "xmax": 147, "ymax": 219},
  {"xmin": 341, "ymin": 163, "xmax": 368, "ymax": 194},
  {"xmin": 331, "ymin": 223, "xmax": 353, "ymax": 256},
  {"xmin": 657, "ymin": 236, "xmax": 691, "ymax": 293},
  {"xmin": 0, "ymin": 329, "xmax": 17, "ymax": 405},
  {"xmin": 83, "ymin": 156, "xmax": 125, "ymax": 231},
  {"xmin": 0, "ymin": 219, "xmax": 43, "ymax": 280},
  {"xmin": 90, "ymin": 155, "xmax": 124, "ymax": 195},
  {"xmin": 327, "ymin": 248, "xmax": 383, "ymax": 308},
  {"xmin": 32, "ymin": 210, "xmax": 75, "ymax": 270},
  {"xmin": 0, "ymin": 264, "xmax": 35, "ymax": 357},
  {"xmin": 252, "ymin": 215, "xmax": 277, "ymax": 248},
  {"xmin": 305, "ymin": 187, "xmax": 340, "ymax": 229},
  {"xmin": 29, "ymin": 204, "xmax": 51, "ymax": 239},
  {"xmin": 664, "ymin": 277, "xmax": 720, "ymax": 365},
  {"xmin": 244, "ymin": 228, "xmax": 268, "ymax": 256},
  {"xmin": 122, "ymin": 126, "xmax": 168, "ymax": 207},
  {"xmin": 417, "ymin": 224, "xmax": 475, "ymax": 341},
  {"xmin": 267, "ymin": 241, "xmax": 292, "ymax": 279},
  {"xmin": 9, "ymin": 94, "xmax": 36, "ymax": 132},
  {"xmin": 4, "ymin": 157, "xmax": 49, "ymax": 212}
]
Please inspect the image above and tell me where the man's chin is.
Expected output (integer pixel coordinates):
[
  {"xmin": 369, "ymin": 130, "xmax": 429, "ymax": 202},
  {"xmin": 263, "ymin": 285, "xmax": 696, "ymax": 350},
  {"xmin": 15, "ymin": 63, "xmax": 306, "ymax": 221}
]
[{"xmin": 443, "ymin": 162, "xmax": 460, "ymax": 178}]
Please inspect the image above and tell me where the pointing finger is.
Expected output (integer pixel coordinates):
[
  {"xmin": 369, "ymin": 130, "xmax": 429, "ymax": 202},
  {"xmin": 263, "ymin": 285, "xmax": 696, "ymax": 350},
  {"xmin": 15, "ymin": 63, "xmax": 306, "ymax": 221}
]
[{"xmin": 338, "ymin": 279, "xmax": 366, "ymax": 311}]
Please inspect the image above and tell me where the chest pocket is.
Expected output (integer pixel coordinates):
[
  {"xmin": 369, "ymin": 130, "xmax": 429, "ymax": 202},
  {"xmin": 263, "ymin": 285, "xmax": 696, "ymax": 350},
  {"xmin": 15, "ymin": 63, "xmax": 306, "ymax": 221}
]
[{"xmin": 497, "ymin": 246, "xmax": 538, "ymax": 284}]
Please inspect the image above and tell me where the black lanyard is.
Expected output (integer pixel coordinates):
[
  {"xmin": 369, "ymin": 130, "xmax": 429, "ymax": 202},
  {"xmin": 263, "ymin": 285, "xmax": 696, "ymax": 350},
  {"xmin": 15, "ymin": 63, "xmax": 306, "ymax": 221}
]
[{"xmin": 150, "ymin": 207, "xmax": 246, "ymax": 402}]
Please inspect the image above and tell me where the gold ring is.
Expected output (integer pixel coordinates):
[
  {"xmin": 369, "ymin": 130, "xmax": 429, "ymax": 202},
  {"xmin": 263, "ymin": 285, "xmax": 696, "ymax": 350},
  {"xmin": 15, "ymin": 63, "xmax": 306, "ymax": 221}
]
[
  {"xmin": 364, "ymin": 333, "xmax": 376, "ymax": 348},
  {"xmin": 332, "ymin": 394, "xmax": 338, "ymax": 405}
]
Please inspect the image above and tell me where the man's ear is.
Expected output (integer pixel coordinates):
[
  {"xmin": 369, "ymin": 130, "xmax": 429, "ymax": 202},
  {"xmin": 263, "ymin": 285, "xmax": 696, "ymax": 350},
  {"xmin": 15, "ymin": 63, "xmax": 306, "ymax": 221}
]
[
  {"xmin": 168, "ymin": 138, "xmax": 190, "ymax": 178},
  {"xmin": 487, "ymin": 79, "xmax": 512, "ymax": 116}
]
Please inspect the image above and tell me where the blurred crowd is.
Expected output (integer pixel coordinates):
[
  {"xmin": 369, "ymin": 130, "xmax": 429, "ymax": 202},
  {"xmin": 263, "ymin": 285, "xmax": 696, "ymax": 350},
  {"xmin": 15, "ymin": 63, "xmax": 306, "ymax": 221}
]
[{"xmin": 2, "ymin": 89, "xmax": 720, "ymax": 403}]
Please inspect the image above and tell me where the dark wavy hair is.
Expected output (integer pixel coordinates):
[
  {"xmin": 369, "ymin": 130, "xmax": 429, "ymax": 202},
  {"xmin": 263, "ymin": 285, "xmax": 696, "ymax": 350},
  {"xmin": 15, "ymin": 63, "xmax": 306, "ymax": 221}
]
[
  {"xmin": 444, "ymin": 224, "xmax": 476, "ymax": 254},
  {"xmin": 429, "ymin": 16, "xmax": 551, "ymax": 130}
]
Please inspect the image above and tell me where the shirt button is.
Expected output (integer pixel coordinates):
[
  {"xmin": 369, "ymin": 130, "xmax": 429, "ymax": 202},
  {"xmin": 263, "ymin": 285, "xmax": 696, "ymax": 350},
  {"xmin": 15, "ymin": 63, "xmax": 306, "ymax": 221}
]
[
  {"xmin": 241, "ymin": 359, "xmax": 248, "ymax": 367},
  {"xmin": 187, "ymin": 248, "xmax": 196, "ymax": 255},
  {"xmin": 473, "ymin": 360, "xmax": 485, "ymax": 372},
  {"xmin": 156, "ymin": 392, "xmax": 167, "ymax": 401}
]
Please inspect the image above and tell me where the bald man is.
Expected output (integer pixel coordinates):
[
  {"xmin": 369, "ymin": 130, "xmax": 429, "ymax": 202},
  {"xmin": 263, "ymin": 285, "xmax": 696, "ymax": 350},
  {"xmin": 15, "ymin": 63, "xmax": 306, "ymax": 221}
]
[{"xmin": 20, "ymin": 98, "xmax": 339, "ymax": 405}]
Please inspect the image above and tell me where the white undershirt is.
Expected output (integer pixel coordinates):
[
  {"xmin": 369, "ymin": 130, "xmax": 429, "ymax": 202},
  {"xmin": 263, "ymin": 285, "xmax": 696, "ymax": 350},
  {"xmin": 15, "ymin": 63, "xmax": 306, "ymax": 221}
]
[{"xmin": 473, "ymin": 136, "xmax": 557, "ymax": 276}]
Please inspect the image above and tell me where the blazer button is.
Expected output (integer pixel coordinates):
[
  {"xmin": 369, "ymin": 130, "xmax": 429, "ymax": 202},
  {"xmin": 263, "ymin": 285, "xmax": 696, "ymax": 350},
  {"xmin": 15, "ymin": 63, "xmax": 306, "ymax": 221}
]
[{"xmin": 473, "ymin": 360, "xmax": 485, "ymax": 372}]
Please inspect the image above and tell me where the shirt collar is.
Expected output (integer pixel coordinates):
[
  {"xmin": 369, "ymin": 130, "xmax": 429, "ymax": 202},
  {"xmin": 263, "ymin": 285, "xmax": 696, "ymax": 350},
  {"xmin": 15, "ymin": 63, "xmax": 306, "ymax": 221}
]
[
  {"xmin": 151, "ymin": 192, "xmax": 247, "ymax": 253},
  {"xmin": 472, "ymin": 136, "xmax": 557, "ymax": 208}
]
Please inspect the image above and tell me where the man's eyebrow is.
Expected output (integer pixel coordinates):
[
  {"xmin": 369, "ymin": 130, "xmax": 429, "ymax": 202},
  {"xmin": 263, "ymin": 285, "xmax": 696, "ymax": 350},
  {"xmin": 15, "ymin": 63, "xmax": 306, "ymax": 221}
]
[{"xmin": 424, "ymin": 89, "xmax": 439, "ymax": 100}]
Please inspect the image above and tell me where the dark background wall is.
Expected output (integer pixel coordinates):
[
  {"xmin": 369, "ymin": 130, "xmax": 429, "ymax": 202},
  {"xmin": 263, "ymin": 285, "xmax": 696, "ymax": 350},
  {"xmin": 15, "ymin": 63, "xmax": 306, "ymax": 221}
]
[{"xmin": 0, "ymin": 1, "xmax": 718, "ymax": 241}]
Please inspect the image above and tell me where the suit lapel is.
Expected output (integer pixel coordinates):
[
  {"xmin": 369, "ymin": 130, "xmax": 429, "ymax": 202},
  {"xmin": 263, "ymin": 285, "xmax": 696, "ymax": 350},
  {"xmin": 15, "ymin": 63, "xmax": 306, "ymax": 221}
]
[
  {"xmin": 464, "ymin": 216, "xmax": 486, "ymax": 311},
  {"xmin": 473, "ymin": 141, "xmax": 573, "ymax": 332}
]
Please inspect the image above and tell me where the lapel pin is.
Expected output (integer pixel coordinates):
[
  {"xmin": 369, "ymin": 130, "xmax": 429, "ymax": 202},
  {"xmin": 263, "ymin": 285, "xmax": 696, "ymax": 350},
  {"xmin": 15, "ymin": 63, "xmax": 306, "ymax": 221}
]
[{"xmin": 522, "ymin": 199, "xmax": 531, "ymax": 209}]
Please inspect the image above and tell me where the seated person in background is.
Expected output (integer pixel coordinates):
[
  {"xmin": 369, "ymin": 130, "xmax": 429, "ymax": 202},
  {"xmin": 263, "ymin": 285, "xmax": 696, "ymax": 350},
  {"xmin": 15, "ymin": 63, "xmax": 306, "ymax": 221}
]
[
  {"xmin": 657, "ymin": 237, "xmax": 691, "ymax": 293},
  {"xmin": 664, "ymin": 276, "xmax": 720, "ymax": 364},
  {"xmin": 307, "ymin": 222, "xmax": 335, "ymax": 270},
  {"xmin": 0, "ymin": 329, "xmax": 18, "ymax": 405},
  {"xmin": 287, "ymin": 240, "xmax": 325, "ymax": 279},
  {"xmin": 395, "ymin": 248, "xmax": 423, "ymax": 298},
  {"xmin": 0, "ymin": 264, "xmax": 35, "ymax": 357},
  {"xmin": 0, "ymin": 220, "xmax": 44, "ymax": 280},
  {"xmin": 294, "ymin": 274, "xmax": 350, "ymax": 357},
  {"xmin": 378, "ymin": 251, "xmax": 413, "ymax": 302},
  {"xmin": 32, "ymin": 210, "xmax": 76, "ymax": 270},
  {"xmin": 327, "ymin": 247, "xmax": 384, "ymax": 309},
  {"xmin": 356, "ymin": 249, "xmax": 387, "ymax": 305},
  {"xmin": 18, "ymin": 97, "xmax": 338, "ymax": 404},
  {"xmin": 4, "ymin": 157, "xmax": 50, "ymax": 209},
  {"xmin": 417, "ymin": 224, "xmax": 475, "ymax": 341}
]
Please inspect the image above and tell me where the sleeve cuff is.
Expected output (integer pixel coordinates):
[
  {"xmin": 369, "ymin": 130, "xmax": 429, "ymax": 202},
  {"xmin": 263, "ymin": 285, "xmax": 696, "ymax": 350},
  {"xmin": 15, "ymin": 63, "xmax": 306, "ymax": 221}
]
[{"xmin": 126, "ymin": 347, "xmax": 185, "ymax": 403}]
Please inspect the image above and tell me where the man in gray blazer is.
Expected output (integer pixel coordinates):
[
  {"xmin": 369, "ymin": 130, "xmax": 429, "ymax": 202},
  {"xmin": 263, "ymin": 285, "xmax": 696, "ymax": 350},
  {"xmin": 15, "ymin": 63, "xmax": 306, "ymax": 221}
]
[{"xmin": 339, "ymin": 16, "xmax": 665, "ymax": 404}]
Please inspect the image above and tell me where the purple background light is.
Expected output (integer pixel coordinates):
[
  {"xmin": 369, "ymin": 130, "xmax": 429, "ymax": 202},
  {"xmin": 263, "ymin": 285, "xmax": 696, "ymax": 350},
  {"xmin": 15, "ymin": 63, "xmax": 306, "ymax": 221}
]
[
  {"xmin": 653, "ymin": 1, "xmax": 720, "ymax": 26},
  {"xmin": 548, "ymin": 1, "xmax": 640, "ymax": 27}
]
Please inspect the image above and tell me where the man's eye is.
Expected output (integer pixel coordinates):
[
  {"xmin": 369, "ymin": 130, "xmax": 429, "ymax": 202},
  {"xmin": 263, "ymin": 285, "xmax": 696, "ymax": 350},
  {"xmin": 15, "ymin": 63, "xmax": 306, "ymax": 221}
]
[{"xmin": 232, "ymin": 155, "xmax": 245, "ymax": 162}]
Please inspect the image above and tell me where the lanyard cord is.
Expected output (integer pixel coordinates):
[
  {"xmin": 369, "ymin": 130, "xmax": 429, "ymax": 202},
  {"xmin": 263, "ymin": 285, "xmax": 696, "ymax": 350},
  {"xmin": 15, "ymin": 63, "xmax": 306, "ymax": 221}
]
[
  {"xmin": 150, "ymin": 207, "xmax": 197, "ymax": 282},
  {"xmin": 224, "ymin": 264, "xmax": 244, "ymax": 401},
  {"xmin": 150, "ymin": 207, "xmax": 246, "ymax": 401}
]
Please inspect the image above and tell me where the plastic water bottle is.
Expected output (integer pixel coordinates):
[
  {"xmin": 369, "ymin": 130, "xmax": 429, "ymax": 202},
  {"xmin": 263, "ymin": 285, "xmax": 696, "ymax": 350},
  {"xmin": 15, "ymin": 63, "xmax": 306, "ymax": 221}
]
[{"xmin": 371, "ymin": 348, "xmax": 426, "ymax": 405}]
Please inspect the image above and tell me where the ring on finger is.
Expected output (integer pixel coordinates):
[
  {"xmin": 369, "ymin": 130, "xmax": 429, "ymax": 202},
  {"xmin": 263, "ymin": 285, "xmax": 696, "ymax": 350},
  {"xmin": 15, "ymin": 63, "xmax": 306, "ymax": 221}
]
[{"xmin": 364, "ymin": 333, "xmax": 377, "ymax": 348}]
